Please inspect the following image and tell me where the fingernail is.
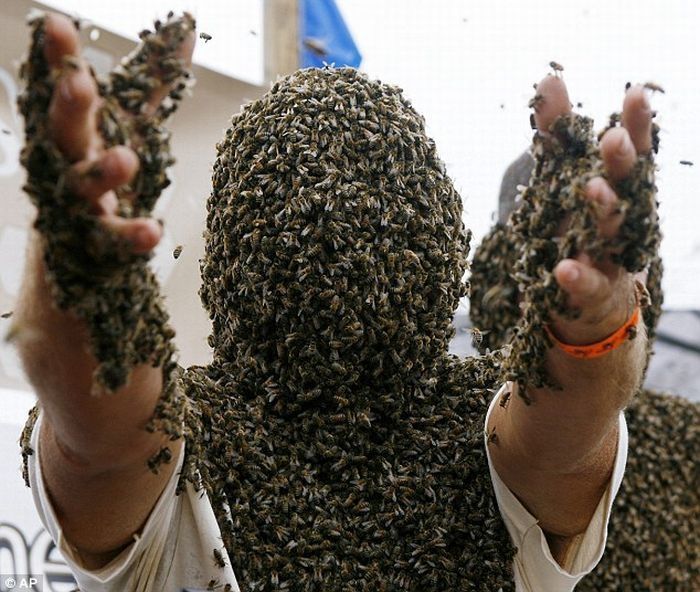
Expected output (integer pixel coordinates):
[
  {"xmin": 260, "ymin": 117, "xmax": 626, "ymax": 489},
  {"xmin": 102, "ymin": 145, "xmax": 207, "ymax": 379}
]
[
  {"xmin": 640, "ymin": 91, "xmax": 651, "ymax": 111},
  {"xmin": 566, "ymin": 267, "xmax": 580, "ymax": 283}
]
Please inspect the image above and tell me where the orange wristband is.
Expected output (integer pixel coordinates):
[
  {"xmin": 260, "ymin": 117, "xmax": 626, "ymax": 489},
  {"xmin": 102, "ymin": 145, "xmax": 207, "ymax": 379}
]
[{"xmin": 544, "ymin": 307, "xmax": 641, "ymax": 360}]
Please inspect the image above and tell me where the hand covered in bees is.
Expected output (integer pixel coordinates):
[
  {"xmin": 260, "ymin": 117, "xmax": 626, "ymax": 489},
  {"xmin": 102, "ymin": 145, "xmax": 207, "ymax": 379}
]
[
  {"xmin": 17, "ymin": 11, "xmax": 195, "ymax": 392},
  {"xmin": 536, "ymin": 76, "xmax": 655, "ymax": 344},
  {"xmin": 502, "ymin": 74, "xmax": 659, "ymax": 390},
  {"xmin": 21, "ymin": 11, "xmax": 196, "ymax": 258}
]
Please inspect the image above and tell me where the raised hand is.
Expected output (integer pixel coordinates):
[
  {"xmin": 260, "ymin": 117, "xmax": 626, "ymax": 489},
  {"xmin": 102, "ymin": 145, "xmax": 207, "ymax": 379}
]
[
  {"xmin": 17, "ymin": 11, "xmax": 195, "ymax": 393},
  {"xmin": 535, "ymin": 75, "xmax": 655, "ymax": 343},
  {"xmin": 20, "ymin": 11, "xmax": 195, "ymax": 260},
  {"xmin": 503, "ymin": 73, "xmax": 659, "ymax": 391}
]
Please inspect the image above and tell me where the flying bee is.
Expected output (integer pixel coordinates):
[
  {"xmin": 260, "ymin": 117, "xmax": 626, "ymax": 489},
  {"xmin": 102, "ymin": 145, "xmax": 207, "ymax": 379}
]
[
  {"xmin": 643, "ymin": 81, "xmax": 665, "ymax": 94},
  {"xmin": 303, "ymin": 37, "xmax": 328, "ymax": 57},
  {"xmin": 1, "ymin": 311, "xmax": 13, "ymax": 319},
  {"xmin": 200, "ymin": 32, "xmax": 213, "ymax": 43},
  {"xmin": 207, "ymin": 579, "xmax": 222, "ymax": 591},
  {"xmin": 173, "ymin": 245, "xmax": 183, "ymax": 259},
  {"xmin": 1, "ymin": 129, "xmax": 10, "ymax": 135},
  {"xmin": 680, "ymin": 160, "xmax": 694, "ymax": 166},
  {"xmin": 549, "ymin": 60, "xmax": 564, "ymax": 74}
]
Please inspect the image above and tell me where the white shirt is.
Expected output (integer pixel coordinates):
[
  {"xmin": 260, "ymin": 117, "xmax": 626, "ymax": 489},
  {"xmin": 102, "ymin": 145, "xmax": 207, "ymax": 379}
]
[{"xmin": 28, "ymin": 382, "xmax": 627, "ymax": 592}]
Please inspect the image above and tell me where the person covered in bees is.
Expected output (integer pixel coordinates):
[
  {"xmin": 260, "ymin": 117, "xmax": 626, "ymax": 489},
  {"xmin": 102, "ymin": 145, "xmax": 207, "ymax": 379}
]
[{"xmin": 12, "ymin": 11, "xmax": 695, "ymax": 592}]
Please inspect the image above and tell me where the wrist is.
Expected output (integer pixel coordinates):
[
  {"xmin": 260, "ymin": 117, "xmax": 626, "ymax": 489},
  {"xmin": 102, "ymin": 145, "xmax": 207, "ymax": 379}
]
[{"xmin": 549, "ymin": 278, "xmax": 636, "ymax": 345}]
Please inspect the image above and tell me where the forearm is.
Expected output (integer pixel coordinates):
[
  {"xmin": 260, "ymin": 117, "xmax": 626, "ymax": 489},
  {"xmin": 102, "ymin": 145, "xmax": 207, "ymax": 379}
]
[
  {"xmin": 17, "ymin": 235, "xmax": 179, "ymax": 562},
  {"xmin": 489, "ymin": 325, "xmax": 646, "ymax": 536},
  {"xmin": 15, "ymin": 237, "xmax": 166, "ymax": 471}
]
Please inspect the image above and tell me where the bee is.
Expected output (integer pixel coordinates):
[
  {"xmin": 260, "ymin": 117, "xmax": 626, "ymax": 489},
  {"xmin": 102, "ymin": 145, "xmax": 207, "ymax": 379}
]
[
  {"xmin": 200, "ymin": 32, "xmax": 213, "ymax": 43},
  {"xmin": 680, "ymin": 160, "xmax": 694, "ymax": 166},
  {"xmin": 625, "ymin": 81, "xmax": 632, "ymax": 91},
  {"xmin": 207, "ymin": 579, "xmax": 222, "ymax": 591},
  {"xmin": 486, "ymin": 426, "xmax": 498, "ymax": 445},
  {"xmin": 1, "ymin": 129, "xmax": 10, "ymax": 135},
  {"xmin": 303, "ymin": 37, "xmax": 328, "ymax": 57},
  {"xmin": 61, "ymin": 55, "xmax": 81, "ymax": 71},
  {"xmin": 249, "ymin": 30, "xmax": 258, "ymax": 36},
  {"xmin": 549, "ymin": 60, "xmax": 564, "ymax": 74},
  {"xmin": 528, "ymin": 93, "xmax": 544, "ymax": 110},
  {"xmin": 469, "ymin": 327, "xmax": 483, "ymax": 347},
  {"xmin": 147, "ymin": 446, "xmax": 172, "ymax": 473},
  {"xmin": 643, "ymin": 81, "xmax": 665, "ymax": 94},
  {"xmin": 173, "ymin": 245, "xmax": 183, "ymax": 259},
  {"xmin": 1, "ymin": 311, "xmax": 13, "ymax": 319},
  {"xmin": 499, "ymin": 391, "xmax": 511, "ymax": 409},
  {"xmin": 213, "ymin": 547, "xmax": 226, "ymax": 568}
]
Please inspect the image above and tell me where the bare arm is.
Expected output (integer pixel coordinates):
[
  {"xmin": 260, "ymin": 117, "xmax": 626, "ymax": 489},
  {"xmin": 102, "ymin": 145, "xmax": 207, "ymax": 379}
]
[
  {"xmin": 488, "ymin": 76, "xmax": 654, "ymax": 563},
  {"xmin": 13, "ymin": 13, "xmax": 193, "ymax": 568}
]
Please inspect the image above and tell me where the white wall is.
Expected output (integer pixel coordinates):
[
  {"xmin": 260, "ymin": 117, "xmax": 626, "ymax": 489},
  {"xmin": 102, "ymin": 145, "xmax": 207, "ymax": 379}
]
[{"xmin": 39, "ymin": 0, "xmax": 265, "ymax": 85}]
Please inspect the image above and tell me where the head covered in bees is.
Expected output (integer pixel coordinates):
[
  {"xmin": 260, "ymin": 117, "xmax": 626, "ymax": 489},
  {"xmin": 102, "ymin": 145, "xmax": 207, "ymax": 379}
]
[{"xmin": 199, "ymin": 67, "xmax": 470, "ymax": 414}]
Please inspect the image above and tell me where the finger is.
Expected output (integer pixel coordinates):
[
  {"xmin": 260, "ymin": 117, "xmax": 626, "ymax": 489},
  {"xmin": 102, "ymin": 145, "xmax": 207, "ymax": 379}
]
[
  {"xmin": 69, "ymin": 147, "xmax": 139, "ymax": 208},
  {"xmin": 45, "ymin": 14, "xmax": 100, "ymax": 161},
  {"xmin": 554, "ymin": 258, "xmax": 611, "ymax": 311},
  {"xmin": 600, "ymin": 126, "xmax": 637, "ymax": 183},
  {"xmin": 145, "ymin": 30, "xmax": 196, "ymax": 114},
  {"xmin": 532, "ymin": 75, "xmax": 573, "ymax": 133},
  {"xmin": 49, "ymin": 65, "xmax": 101, "ymax": 162},
  {"xmin": 621, "ymin": 85, "xmax": 653, "ymax": 155},
  {"xmin": 111, "ymin": 14, "xmax": 196, "ymax": 118},
  {"xmin": 101, "ymin": 216, "xmax": 162, "ymax": 254},
  {"xmin": 585, "ymin": 177, "xmax": 623, "ymax": 239},
  {"xmin": 43, "ymin": 13, "xmax": 80, "ymax": 67}
]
